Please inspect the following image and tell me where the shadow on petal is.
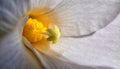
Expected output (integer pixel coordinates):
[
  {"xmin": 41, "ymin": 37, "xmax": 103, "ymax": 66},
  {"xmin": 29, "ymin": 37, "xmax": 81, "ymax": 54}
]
[
  {"xmin": 32, "ymin": 38, "xmax": 62, "ymax": 57},
  {"xmin": 36, "ymin": 50, "xmax": 115, "ymax": 69}
]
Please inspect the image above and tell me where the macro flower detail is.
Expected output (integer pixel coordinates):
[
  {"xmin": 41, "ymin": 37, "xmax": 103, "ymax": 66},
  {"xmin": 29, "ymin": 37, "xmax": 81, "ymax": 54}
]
[
  {"xmin": 0, "ymin": 0, "xmax": 120, "ymax": 69},
  {"xmin": 23, "ymin": 18, "xmax": 60, "ymax": 43},
  {"xmin": 46, "ymin": 25, "xmax": 61, "ymax": 44},
  {"xmin": 23, "ymin": 18, "xmax": 47, "ymax": 43}
]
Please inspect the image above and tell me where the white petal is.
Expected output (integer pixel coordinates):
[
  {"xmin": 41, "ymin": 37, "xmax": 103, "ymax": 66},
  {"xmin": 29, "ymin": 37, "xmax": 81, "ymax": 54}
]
[
  {"xmin": 0, "ymin": 28, "xmax": 114, "ymax": 69},
  {"xmin": 30, "ymin": 0, "xmax": 63, "ymax": 10},
  {"xmin": 33, "ymin": 50, "xmax": 113, "ymax": 69},
  {"xmin": 0, "ymin": 0, "xmax": 29, "ymax": 35},
  {"xmin": 0, "ymin": 0, "xmax": 119, "ymax": 69},
  {"xmin": 23, "ymin": 36, "xmax": 113, "ymax": 69},
  {"xmin": 9, "ymin": 0, "xmax": 119, "ymax": 37},
  {"xmin": 0, "ymin": 31, "xmax": 45, "ymax": 69},
  {"xmin": 49, "ymin": 0, "xmax": 120, "ymax": 36},
  {"xmin": 51, "ymin": 13, "xmax": 120, "ymax": 69}
]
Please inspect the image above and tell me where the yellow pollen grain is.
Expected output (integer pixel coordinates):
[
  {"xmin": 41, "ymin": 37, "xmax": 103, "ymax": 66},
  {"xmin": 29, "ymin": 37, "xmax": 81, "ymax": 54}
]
[{"xmin": 23, "ymin": 18, "xmax": 47, "ymax": 43}]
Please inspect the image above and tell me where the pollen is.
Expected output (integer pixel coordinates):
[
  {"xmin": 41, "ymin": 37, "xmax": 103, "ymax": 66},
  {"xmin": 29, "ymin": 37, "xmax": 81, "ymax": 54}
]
[{"xmin": 23, "ymin": 18, "xmax": 47, "ymax": 43}]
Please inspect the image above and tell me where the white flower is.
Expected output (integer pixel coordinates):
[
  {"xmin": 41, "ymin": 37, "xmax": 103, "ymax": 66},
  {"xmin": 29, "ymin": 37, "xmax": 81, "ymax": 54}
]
[{"xmin": 0, "ymin": 0, "xmax": 118, "ymax": 69}]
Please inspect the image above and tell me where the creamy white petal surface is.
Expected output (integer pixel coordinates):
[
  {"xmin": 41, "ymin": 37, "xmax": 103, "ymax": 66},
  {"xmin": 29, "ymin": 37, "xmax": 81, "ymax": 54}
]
[
  {"xmin": 29, "ymin": 0, "xmax": 120, "ymax": 36},
  {"xmin": 52, "ymin": 0, "xmax": 120, "ymax": 36},
  {"xmin": 52, "ymin": 12, "xmax": 120, "ymax": 69},
  {"xmin": 1, "ymin": 0, "xmax": 120, "ymax": 36},
  {"xmin": 0, "ymin": 31, "xmax": 44, "ymax": 69},
  {"xmin": 0, "ymin": 0, "xmax": 120, "ymax": 69}
]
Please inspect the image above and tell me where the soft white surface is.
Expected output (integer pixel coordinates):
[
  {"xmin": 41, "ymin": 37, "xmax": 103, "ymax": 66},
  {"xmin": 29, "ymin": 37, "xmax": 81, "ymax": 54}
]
[
  {"xmin": 1, "ymin": 0, "xmax": 120, "ymax": 69},
  {"xmin": 55, "ymin": 0, "xmax": 120, "ymax": 36},
  {"xmin": 51, "ymin": 0, "xmax": 120, "ymax": 69},
  {"xmin": 52, "ymin": 12, "xmax": 120, "ymax": 69}
]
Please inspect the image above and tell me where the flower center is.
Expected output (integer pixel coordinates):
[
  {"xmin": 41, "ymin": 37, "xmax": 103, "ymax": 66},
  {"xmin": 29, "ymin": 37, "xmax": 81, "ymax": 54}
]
[
  {"xmin": 23, "ymin": 17, "xmax": 61, "ymax": 44},
  {"xmin": 23, "ymin": 9, "xmax": 61, "ymax": 44},
  {"xmin": 23, "ymin": 18, "xmax": 47, "ymax": 43}
]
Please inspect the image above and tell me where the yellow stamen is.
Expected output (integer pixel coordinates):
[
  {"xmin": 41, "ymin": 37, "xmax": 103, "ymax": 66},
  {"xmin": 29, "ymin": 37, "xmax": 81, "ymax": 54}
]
[{"xmin": 23, "ymin": 18, "xmax": 47, "ymax": 43}]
